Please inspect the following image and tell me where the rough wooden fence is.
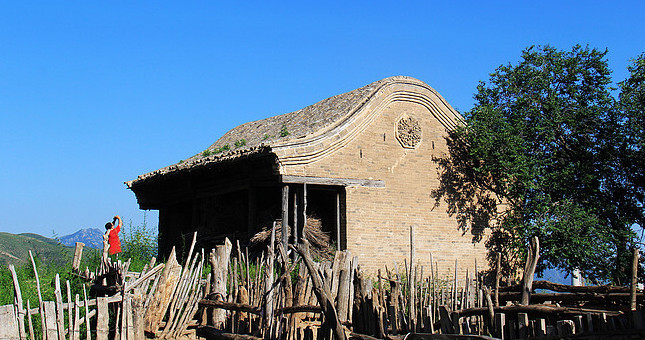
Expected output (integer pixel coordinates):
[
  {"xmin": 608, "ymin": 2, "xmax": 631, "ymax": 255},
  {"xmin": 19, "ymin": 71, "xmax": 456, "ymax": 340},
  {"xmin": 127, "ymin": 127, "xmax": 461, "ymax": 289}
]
[
  {"xmin": 1, "ymin": 234, "xmax": 208, "ymax": 340},
  {"xmin": 441, "ymin": 240, "xmax": 645, "ymax": 339},
  {"xmin": 197, "ymin": 226, "xmax": 487, "ymax": 340},
  {"xmin": 198, "ymin": 232, "xmax": 645, "ymax": 340}
]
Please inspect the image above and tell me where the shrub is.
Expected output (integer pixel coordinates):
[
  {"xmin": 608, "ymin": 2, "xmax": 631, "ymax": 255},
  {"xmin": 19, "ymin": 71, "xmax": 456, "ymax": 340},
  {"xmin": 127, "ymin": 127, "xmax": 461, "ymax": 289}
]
[{"xmin": 120, "ymin": 216, "xmax": 158, "ymax": 272}]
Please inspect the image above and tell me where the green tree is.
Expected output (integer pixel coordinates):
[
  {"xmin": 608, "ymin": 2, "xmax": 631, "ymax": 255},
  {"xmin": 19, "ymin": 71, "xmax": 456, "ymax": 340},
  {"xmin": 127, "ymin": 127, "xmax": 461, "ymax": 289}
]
[
  {"xmin": 434, "ymin": 45, "xmax": 642, "ymax": 283},
  {"xmin": 618, "ymin": 53, "xmax": 645, "ymax": 231},
  {"xmin": 121, "ymin": 215, "xmax": 158, "ymax": 271}
]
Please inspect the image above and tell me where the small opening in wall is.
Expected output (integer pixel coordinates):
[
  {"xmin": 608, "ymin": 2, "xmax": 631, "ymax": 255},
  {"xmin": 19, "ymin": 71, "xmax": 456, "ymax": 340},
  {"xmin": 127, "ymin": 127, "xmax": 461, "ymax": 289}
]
[
  {"xmin": 383, "ymin": 133, "xmax": 386, "ymax": 142},
  {"xmin": 360, "ymin": 149, "xmax": 363, "ymax": 158},
  {"xmin": 432, "ymin": 141, "xmax": 435, "ymax": 149}
]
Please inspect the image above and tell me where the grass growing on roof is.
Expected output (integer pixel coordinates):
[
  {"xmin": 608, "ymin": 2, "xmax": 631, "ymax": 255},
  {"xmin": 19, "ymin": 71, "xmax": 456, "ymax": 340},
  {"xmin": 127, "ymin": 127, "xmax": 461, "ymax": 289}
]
[{"xmin": 234, "ymin": 139, "xmax": 247, "ymax": 148}]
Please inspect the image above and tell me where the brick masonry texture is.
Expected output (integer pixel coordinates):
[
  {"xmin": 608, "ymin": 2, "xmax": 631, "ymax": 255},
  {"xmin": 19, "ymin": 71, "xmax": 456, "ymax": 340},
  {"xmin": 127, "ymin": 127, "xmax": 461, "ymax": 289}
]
[{"xmin": 278, "ymin": 81, "xmax": 489, "ymax": 278}]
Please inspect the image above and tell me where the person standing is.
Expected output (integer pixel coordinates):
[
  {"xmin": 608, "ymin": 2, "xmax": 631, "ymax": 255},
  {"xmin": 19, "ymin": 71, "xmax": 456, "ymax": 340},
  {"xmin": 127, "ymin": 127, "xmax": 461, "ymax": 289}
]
[{"xmin": 105, "ymin": 215, "xmax": 122, "ymax": 256}]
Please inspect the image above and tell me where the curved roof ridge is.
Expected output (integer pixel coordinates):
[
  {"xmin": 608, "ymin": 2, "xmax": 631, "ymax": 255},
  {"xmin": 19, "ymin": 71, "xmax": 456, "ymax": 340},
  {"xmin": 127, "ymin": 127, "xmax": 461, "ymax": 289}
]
[
  {"xmin": 127, "ymin": 76, "xmax": 438, "ymax": 187},
  {"xmin": 198, "ymin": 76, "xmax": 411, "ymax": 157}
]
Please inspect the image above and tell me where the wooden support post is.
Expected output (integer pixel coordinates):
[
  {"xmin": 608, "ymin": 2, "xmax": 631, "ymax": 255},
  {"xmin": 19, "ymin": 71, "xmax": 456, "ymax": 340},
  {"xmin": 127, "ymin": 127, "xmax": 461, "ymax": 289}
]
[
  {"xmin": 292, "ymin": 240, "xmax": 347, "ymax": 340},
  {"xmin": 53, "ymin": 274, "xmax": 65, "ymax": 340},
  {"xmin": 26, "ymin": 300, "xmax": 34, "ymax": 340},
  {"xmin": 66, "ymin": 281, "xmax": 72, "ymax": 338},
  {"xmin": 336, "ymin": 253, "xmax": 351, "ymax": 323},
  {"xmin": 484, "ymin": 287, "xmax": 495, "ymax": 334},
  {"xmin": 263, "ymin": 223, "xmax": 276, "ymax": 339},
  {"xmin": 430, "ymin": 253, "xmax": 436, "ymax": 328},
  {"xmin": 336, "ymin": 192, "xmax": 341, "ymax": 250},
  {"xmin": 302, "ymin": 183, "xmax": 307, "ymax": 241},
  {"xmin": 28, "ymin": 251, "xmax": 46, "ymax": 340},
  {"xmin": 71, "ymin": 295, "xmax": 80, "ymax": 340},
  {"xmin": 282, "ymin": 185, "xmax": 289, "ymax": 252},
  {"xmin": 207, "ymin": 239, "xmax": 232, "ymax": 329},
  {"xmin": 123, "ymin": 293, "xmax": 132, "ymax": 340},
  {"xmin": 83, "ymin": 286, "xmax": 90, "ymax": 340},
  {"xmin": 8, "ymin": 264, "xmax": 26, "ymax": 340},
  {"xmin": 292, "ymin": 190, "xmax": 298, "ymax": 244},
  {"xmin": 518, "ymin": 313, "xmax": 529, "ymax": 338},
  {"xmin": 0, "ymin": 305, "xmax": 19, "ymax": 340},
  {"xmin": 72, "ymin": 242, "xmax": 85, "ymax": 272},
  {"xmin": 495, "ymin": 252, "xmax": 501, "ymax": 307},
  {"xmin": 132, "ymin": 294, "xmax": 144, "ymax": 340},
  {"xmin": 96, "ymin": 297, "xmax": 108, "ymax": 340},
  {"xmin": 453, "ymin": 259, "xmax": 458, "ymax": 312},
  {"xmin": 409, "ymin": 225, "xmax": 416, "ymax": 332},
  {"xmin": 631, "ymin": 247, "xmax": 640, "ymax": 311},
  {"xmin": 43, "ymin": 301, "xmax": 58, "ymax": 340},
  {"xmin": 495, "ymin": 313, "xmax": 506, "ymax": 340}
]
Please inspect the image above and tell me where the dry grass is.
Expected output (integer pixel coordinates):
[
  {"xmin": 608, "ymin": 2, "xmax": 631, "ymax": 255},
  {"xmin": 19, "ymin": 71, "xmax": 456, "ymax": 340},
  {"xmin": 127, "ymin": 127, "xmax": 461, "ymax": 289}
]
[{"xmin": 250, "ymin": 216, "xmax": 334, "ymax": 260}]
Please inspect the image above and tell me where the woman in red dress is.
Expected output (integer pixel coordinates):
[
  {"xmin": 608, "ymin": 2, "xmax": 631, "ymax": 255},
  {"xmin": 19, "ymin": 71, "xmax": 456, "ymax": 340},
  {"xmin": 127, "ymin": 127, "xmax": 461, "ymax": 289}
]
[{"xmin": 105, "ymin": 215, "xmax": 122, "ymax": 256}]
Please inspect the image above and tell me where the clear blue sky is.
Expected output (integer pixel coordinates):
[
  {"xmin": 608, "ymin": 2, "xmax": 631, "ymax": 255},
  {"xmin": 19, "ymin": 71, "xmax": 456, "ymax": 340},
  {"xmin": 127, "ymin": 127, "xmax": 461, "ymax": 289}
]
[{"xmin": 1, "ymin": 1, "xmax": 643, "ymax": 237}]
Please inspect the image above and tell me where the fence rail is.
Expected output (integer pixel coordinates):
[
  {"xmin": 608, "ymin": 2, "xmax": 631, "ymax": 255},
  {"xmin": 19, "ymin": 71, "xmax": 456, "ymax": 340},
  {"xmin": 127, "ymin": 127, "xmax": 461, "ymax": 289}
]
[{"xmin": 2, "ymin": 230, "xmax": 644, "ymax": 339}]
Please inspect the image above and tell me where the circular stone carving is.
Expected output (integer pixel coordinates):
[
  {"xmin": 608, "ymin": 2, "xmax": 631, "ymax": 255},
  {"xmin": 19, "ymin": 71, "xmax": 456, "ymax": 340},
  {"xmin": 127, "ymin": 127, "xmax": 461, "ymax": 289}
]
[{"xmin": 396, "ymin": 116, "xmax": 422, "ymax": 148}]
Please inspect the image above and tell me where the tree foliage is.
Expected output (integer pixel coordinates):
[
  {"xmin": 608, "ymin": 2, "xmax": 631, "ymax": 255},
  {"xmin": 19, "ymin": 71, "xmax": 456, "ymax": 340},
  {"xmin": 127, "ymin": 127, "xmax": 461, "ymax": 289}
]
[
  {"xmin": 120, "ymin": 216, "xmax": 158, "ymax": 271},
  {"xmin": 618, "ymin": 53, "xmax": 645, "ymax": 229},
  {"xmin": 433, "ymin": 45, "xmax": 644, "ymax": 284}
]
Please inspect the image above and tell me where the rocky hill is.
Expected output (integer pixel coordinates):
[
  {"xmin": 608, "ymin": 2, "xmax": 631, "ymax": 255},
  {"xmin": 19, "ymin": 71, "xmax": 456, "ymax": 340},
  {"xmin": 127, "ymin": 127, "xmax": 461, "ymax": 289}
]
[{"xmin": 59, "ymin": 228, "xmax": 105, "ymax": 248}]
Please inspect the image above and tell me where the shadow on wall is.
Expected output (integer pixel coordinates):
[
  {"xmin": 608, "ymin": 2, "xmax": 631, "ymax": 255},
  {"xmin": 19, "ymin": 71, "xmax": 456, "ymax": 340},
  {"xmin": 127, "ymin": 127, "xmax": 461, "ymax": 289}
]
[{"xmin": 430, "ymin": 130, "xmax": 516, "ymax": 277}]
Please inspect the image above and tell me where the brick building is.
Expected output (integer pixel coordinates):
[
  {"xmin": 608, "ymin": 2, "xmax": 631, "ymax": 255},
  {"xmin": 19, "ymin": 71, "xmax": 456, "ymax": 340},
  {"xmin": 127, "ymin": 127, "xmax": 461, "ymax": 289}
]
[{"xmin": 127, "ymin": 76, "xmax": 488, "ymax": 275}]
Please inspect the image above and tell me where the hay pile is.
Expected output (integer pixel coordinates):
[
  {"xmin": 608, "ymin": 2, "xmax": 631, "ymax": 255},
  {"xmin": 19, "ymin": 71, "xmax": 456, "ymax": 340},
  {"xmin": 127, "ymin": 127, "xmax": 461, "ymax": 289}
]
[{"xmin": 250, "ymin": 216, "xmax": 334, "ymax": 260}]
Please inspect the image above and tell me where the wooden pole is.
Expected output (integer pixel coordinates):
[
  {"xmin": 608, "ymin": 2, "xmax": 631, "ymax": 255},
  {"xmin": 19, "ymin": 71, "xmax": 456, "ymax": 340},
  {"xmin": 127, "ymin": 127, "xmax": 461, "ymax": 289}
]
[
  {"xmin": 53, "ymin": 274, "xmax": 65, "ymax": 340},
  {"xmin": 494, "ymin": 313, "xmax": 505, "ymax": 340},
  {"xmin": 631, "ymin": 247, "xmax": 640, "ymax": 311},
  {"xmin": 484, "ymin": 287, "xmax": 495, "ymax": 335},
  {"xmin": 8, "ymin": 264, "xmax": 26, "ymax": 340},
  {"xmin": 453, "ymin": 259, "xmax": 458, "ymax": 312},
  {"xmin": 293, "ymin": 190, "xmax": 298, "ymax": 245},
  {"xmin": 336, "ymin": 192, "xmax": 341, "ymax": 250},
  {"xmin": 96, "ymin": 297, "xmax": 108, "ymax": 340},
  {"xmin": 282, "ymin": 185, "xmax": 289, "ymax": 252},
  {"xmin": 82, "ymin": 286, "xmax": 91, "ymax": 340},
  {"xmin": 72, "ymin": 242, "xmax": 85, "ymax": 272},
  {"xmin": 0, "ymin": 305, "xmax": 19, "ymax": 339},
  {"xmin": 292, "ymin": 240, "xmax": 347, "ymax": 340},
  {"xmin": 66, "ymin": 281, "xmax": 72, "ymax": 338},
  {"xmin": 28, "ymin": 251, "xmax": 46, "ymax": 340},
  {"xmin": 43, "ymin": 301, "xmax": 58, "ymax": 340},
  {"xmin": 302, "ymin": 183, "xmax": 308, "ymax": 241},
  {"xmin": 26, "ymin": 300, "xmax": 34, "ymax": 340},
  {"xmin": 409, "ymin": 225, "xmax": 416, "ymax": 332},
  {"xmin": 208, "ymin": 239, "xmax": 233, "ymax": 329},
  {"xmin": 494, "ymin": 252, "xmax": 501, "ymax": 307},
  {"xmin": 71, "ymin": 294, "xmax": 80, "ymax": 340},
  {"xmin": 263, "ymin": 223, "xmax": 276, "ymax": 338}
]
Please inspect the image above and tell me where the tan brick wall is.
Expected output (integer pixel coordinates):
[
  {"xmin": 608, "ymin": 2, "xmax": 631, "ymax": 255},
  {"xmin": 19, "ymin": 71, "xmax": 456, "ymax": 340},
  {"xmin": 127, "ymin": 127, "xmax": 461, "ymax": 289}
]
[{"xmin": 279, "ymin": 82, "xmax": 489, "ymax": 279}]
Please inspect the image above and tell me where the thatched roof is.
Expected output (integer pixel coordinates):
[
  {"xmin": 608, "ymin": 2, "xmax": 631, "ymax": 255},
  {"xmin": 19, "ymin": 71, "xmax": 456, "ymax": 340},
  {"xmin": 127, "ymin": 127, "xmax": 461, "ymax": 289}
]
[{"xmin": 127, "ymin": 76, "xmax": 448, "ymax": 188}]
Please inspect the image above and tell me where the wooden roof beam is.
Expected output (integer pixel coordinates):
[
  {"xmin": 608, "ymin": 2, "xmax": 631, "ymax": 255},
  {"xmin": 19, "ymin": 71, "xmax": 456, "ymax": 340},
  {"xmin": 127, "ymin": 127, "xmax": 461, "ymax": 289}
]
[{"xmin": 280, "ymin": 175, "xmax": 385, "ymax": 188}]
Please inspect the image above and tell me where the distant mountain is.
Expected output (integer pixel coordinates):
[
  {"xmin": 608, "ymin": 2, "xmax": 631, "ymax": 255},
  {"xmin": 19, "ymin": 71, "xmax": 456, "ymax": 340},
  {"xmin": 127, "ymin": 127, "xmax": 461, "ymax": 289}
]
[
  {"xmin": 0, "ymin": 232, "xmax": 73, "ymax": 267},
  {"xmin": 59, "ymin": 228, "xmax": 105, "ymax": 249}
]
